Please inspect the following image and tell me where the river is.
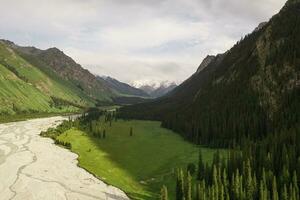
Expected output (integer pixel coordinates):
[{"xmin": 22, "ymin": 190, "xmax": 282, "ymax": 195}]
[{"xmin": 0, "ymin": 116, "xmax": 129, "ymax": 200}]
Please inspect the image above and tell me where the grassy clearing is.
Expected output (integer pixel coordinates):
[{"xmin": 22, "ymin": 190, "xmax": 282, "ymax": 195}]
[{"xmin": 57, "ymin": 118, "xmax": 226, "ymax": 199}]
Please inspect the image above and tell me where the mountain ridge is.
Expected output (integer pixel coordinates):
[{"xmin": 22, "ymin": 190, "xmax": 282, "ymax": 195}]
[
  {"xmin": 0, "ymin": 39, "xmax": 117, "ymax": 115},
  {"xmin": 119, "ymin": 0, "xmax": 300, "ymax": 146},
  {"xmin": 97, "ymin": 76, "xmax": 150, "ymax": 97},
  {"xmin": 135, "ymin": 81, "xmax": 177, "ymax": 98}
]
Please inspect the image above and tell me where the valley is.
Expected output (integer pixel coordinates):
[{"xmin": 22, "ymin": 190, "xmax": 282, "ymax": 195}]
[
  {"xmin": 41, "ymin": 114, "xmax": 225, "ymax": 200},
  {"xmin": 0, "ymin": 0, "xmax": 299, "ymax": 199}
]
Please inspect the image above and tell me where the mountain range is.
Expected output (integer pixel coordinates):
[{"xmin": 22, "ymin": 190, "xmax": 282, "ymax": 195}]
[
  {"xmin": 0, "ymin": 40, "xmax": 153, "ymax": 115},
  {"xmin": 134, "ymin": 81, "xmax": 177, "ymax": 98},
  {"xmin": 119, "ymin": 0, "xmax": 300, "ymax": 146},
  {"xmin": 97, "ymin": 76, "xmax": 149, "ymax": 98}
]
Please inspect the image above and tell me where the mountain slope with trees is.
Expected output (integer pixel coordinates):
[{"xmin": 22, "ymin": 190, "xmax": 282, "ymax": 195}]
[
  {"xmin": 119, "ymin": 0, "xmax": 300, "ymax": 147},
  {"xmin": 119, "ymin": 1, "xmax": 300, "ymax": 199}
]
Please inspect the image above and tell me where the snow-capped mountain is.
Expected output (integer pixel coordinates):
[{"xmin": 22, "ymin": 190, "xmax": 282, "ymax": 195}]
[{"xmin": 132, "ymin": 81, "xmax": 177, "ymax": 98}]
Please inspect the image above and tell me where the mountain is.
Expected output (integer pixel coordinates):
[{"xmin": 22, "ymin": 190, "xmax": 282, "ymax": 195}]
[
  {"xmin": 119, "ymin": 0, "xmax": 300, "ymax": 147},
  {"xmin": 97, "ymin": 76, "xmax": 149, "ymax": 97},
  {"xmin": 136, "ymin": 81, "xmax": 177, "ymax": 98},
  {"xmin": 8, "ymin": 42, "xmax": 115, "ymax": 101},
  {"xmin": 0, "ymin": 40, "xmax": 115, "ymax": 115},
  {"xmin": 149, "ymin": 82, "xmax": 177, "ymax": 98},
  {"xmin": 196, "ymin": 55, "xmax": 217, "ymax": 74}
]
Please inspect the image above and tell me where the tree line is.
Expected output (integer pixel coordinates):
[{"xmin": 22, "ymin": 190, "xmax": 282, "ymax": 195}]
[{"xmin": 162, "ymin": 124, "xmax": 300, "ymax": 200}]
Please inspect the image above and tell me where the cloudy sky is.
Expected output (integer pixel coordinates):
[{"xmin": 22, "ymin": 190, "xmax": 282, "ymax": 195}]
[{"xmin": 0, "ymin": 0, "xmax": 286, "ymax": 85}]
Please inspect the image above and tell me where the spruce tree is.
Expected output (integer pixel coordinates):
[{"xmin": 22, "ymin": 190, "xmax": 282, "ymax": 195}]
[
  {"xmin": 186, "ymin": 172, "xmax": 192, "ymax": 200},
  {"xmin": 130, "ymin": 127, "xmax": 133, "ymax": 136},
  {"xmin": 176, "ymin": 169, "xmax": 185, "ymax": 200},
  {"xmin": 160, "ymin": 185, "xmax": 168, "ymax": 200},
  {"xmin": 272, "ymin": 176, "xmax": 279, "ymax": 200},
  {"xmin": 292, "ymin": 171, "xmax": 299, "ymax": 199},
  {"xmin": 212, "ymin": 165, "xmax": 219, "ymax": 200},
  {"xmin": 245, "ymin": 159, "xmax": 254, "ymax": 199},
  {"xmin": 198, "ymin": 149, "xmax": 205, "ymax": 180},
  {"xmin": 103, "ymin": 129, "xmax": 106, "ymax": 139},
  {"xmin": 281, "ymin": 184, "xmax": 288, "ymax": 200}
]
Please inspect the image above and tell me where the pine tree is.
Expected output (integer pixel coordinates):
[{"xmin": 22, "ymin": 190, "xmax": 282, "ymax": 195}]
[
  {"xmin": 272, "ymin": 176, "xmax": 279, "ymax": 200},
  {"xmin": 281, "ymin": 165, "xmax": 290, "ymax": 186},
  {"xmin": 176, "ymin": 169, "xmax": 185, "ymax": 200},
  {"xmin": 198, "ymin": 149, "xmax": 205, "ymax": 180},
  {"xmin": 233, "ymin": 169, "xmax": 240, "ymax": 199},
  {"xmin": 161, "ymin": 185, "xmax": 168, "ymax": 200},
  {"xmin": 281, "ymin": 184, "xmax": 288, "ymax": 200},
  {"xmin": 186, "ymin": 172, "xmax": 192, "ymax": 200},
  {"xmin": 130, "ymin": 127, "xmax": 133, "ymax": 136},
  {"xmin": 222, "ymin": 168, "xmax": 229, "ymax": 200},
  {"xmin": 245, "ymin": 159, "xmax": 254, "ymax": 199},
  {"xmin": 199, "ymin": 180, "xmax": 206, "ymax": 200},
  {"xmin": 196, "ymin": 183, "xmax": 201, "ymax": 200},
  {"xmin": 212, "ymin": 165, "xmax": 219, "ymax": 200},
  {"xmin": 259, "ymin": 180, "xmax": 266, "ymax": 200},
  {"xmin": 292, "ymin": 171, "xmax": 299, "ymax": 200},
  {"xmin": 103, "ymin": 129, "xmax": 106, "ymax": 139}
]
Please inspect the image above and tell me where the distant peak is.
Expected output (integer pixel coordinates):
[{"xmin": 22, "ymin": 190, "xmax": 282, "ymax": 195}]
[{"xmin": 132, "ymin": 80, "xmax": 177, "ymax": 90}]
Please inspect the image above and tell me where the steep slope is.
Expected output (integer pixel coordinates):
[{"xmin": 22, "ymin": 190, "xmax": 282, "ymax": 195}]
[
  {"xmin": 97, "ymin": 76, "xmax": 149, "ymax": 97},
  {"xmin": 4, "ymin": 41, "xmax": 115, "ymax": 103},
  {"xmin": 0, "ymin": 62, "xmax": 52, "ymax": 114},
  {"xmin": 0, "ymin": 40, "xmax": 115, "ymax": 115},
  {"xmin": 119, "ymin": 0, "xmax": 300, "ymax": 147},
  {"xmin": 0, "ymin": 42, "xmax": 83, "ymax": 114}
]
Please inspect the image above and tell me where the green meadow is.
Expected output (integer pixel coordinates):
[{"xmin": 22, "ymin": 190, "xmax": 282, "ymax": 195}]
[{"xmin": 57, "ymin": 118, "xmax": 226, "ymax": 199}]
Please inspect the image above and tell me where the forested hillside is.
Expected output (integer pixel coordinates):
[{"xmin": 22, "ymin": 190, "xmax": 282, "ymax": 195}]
[
  {"xmin": 119, "ymin": 0, "xmax": 300, "ymax": 147},
  {"xmin": 119, "ymin": 1, "xmax": 300, "ymax": 199}
]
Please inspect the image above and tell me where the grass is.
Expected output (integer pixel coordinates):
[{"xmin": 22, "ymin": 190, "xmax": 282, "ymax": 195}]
[
  {"xmin": 0, "ymin": 42, "xmax": 93, "ymax": 115},
  {"xmin": 57, "ymin": 118, "xmax": 226, "ymax": 199}
]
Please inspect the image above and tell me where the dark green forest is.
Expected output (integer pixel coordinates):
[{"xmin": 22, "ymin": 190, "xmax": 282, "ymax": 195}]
[
  {"xmin": 119, "ymin": 0, "xmax": 300, "ymax": 147},
  {"xmin": 119, "ymin": 0, "xmax": 300, "ymax": 199},
  {"xmin": 171, "ymin": 124, "xmax": 300, "ymax": 200}
]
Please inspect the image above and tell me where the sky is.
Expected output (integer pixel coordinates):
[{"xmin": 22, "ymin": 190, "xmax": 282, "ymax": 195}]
[{"xmin": 0, "ymin": 0, "xmax": 286, "ymax": 85}]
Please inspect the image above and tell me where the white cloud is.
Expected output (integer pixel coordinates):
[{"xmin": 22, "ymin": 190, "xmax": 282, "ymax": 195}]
[{"xmin": 0, "ymin": 0, "xmax": 287, "ymax": 84}]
